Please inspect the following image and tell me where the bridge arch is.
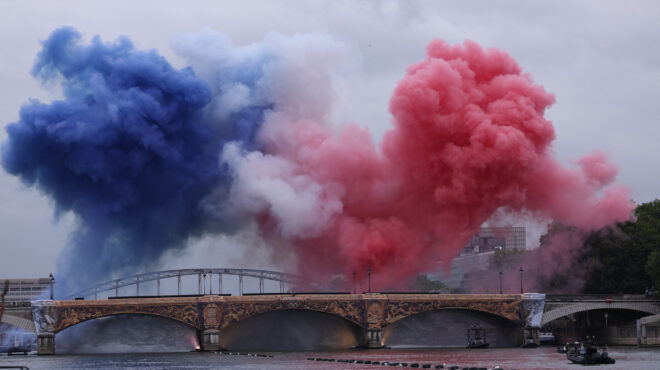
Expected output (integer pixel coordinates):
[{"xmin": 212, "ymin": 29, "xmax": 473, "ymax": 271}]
[
  {"xmin": 220, "ymin": 300, "xmax": 367, "ymax": 330},
  {"xmin": 53, "ymin": 304, "xmax": 201, "ymax": 333},
  {"xmin": 223, "ymin": 306, "xmax": 365, "ymax": 330},
  {"xmin": 384, "ymin": 306, "xmax": 520, "ymax": 327},
  {"xmin": 541, "ymin": 302, "xmax": 660, "ymax": 326},
  {"xmin": 54, "ymin": 313, "xmax": 200, "ymax": 354},
  {"xmin": 53, "ymin": 312, "xmax": 199, "ymax": 334},
  {"xmin": 1, "ymin": 313, "xmax": 36, "ymax": 333},
  {"xmin": 220, "ymin": 309, "xmax": 363, "ymax": 351},
  {"xmin": 383, "ymin": 308, "xmax": 520, "ymax": 348}
]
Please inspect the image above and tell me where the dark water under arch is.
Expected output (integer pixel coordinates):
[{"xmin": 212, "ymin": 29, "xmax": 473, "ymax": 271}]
[
  {"xmin": 220, "ymin": 309, "xmax": 362, "ymax": 351},
  {"xmin": 55, "ymin": 314, "xmax": 198, "ymax": 354},
  {"xmin": 383, "ymin": 309, "xmax": 520, "ymax": 348}
]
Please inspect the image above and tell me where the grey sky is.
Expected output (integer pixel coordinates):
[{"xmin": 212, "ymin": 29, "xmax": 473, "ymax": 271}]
[{"xmin": 1, "ymin": 0, "xmax": 659, "ymax": 279}]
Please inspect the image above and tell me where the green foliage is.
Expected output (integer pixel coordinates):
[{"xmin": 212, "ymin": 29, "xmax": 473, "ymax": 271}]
[
  {"xmin": 530, "ymin": 200, "xmax": 660, "ymax": 294},
  {"xmin": 646, "ymin": 250, "xmax": 660, "ymax": 292},
  {"xmin": 578, "ymin": 200, "xmax": 660, "ymax": 293}
]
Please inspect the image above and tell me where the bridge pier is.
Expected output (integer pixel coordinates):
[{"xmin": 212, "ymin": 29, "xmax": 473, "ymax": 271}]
[
  {"xmin": 522, "ymin": 326, "xmax": 540, "ymax": 347},
  {"xmin": 361, "ymin": 328, "xmax": 384, "ymax": 349},
  {"xmin": 37, "ymin": 332, "xmax": 55, "ymax": 355},
  {"xmin": 199, "ymin": 329, "xmax": 222, "ymax": 351}
]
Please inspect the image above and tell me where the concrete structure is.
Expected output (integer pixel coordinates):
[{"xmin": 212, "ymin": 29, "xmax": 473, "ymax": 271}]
[
  {"xmin": 431, "ymin": 251, "xmax": 495, "ymax": 289},
  {"xmin": 541, "ymin": 295, "xmax": 660, "ymax": 326},
  {"xmin": 434, "ymin": 227, "xmax": 526, "ymax": 289},
  {"xmin": 461, "ymin": 227, "xmax": 526, "ymax": 255},
  {"xmin": 636, "ymin": 313, "xmax": 660, "ymax": 346},
  {"xmin": 1, "ymin": 278, "xmax": 51, "ymax": 306},
  {"xmin": 0, "ymin": 309, "xmax": 35, "ymax": 332},
  {"xmin": 30, "ymin": 293, "xmax": 539, "ymax": 354}
]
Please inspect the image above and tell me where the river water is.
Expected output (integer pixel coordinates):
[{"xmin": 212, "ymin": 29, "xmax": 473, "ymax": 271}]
[{"xmin": 2, "ymin": 347, "xmax": 660, "ymax": 369}]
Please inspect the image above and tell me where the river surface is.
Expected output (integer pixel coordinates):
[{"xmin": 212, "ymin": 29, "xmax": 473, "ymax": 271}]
[{"xmin": 2, "ymin": 347, "xmax": 660, "ymax": 369}]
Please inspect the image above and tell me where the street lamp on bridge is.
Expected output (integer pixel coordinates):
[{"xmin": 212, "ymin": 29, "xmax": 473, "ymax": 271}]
[
  {"xmin": 367, "ymin": 266, "xmax": 372, "ymax": 293},
  {"xmin": 519, "ymin": 267, "xmax": 524, "ymax": 294},
  {"xmin": 352, "ymin": 271, "xmax": 356, "ymax": 294},
  {"xmin": 499, "ymin": 271, "xmax": 503, "ymax": 294},
  {"xmin": 203, "ymin": 272, "xmax": 207, "ymax": 295},
  {"xmin": 49, "ymin": 273, "xmax": 54, "ymax": 300}
]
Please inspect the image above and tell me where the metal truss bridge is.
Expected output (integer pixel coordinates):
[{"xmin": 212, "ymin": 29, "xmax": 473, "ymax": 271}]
[{"xmin": 67, "ymin": 268, "xmax": 310, "ymax": 300}]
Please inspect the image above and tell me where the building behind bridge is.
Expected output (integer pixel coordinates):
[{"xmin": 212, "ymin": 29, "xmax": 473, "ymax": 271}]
[
  {"xmin": 460, "ymin": 226, "xmax": 526, "ymax": 255},
  {"xmin": 432, "ymin": 227, "xmax": 526, "ymax": 290},
  {"xmin": 1, "ymin": 278, "xmax": 51, "ymax": 306}
]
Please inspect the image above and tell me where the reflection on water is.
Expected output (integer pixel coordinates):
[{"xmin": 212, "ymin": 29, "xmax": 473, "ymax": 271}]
[{"xmin": 3, "ymin": 347, "xmax": 660, "ymax": 369}]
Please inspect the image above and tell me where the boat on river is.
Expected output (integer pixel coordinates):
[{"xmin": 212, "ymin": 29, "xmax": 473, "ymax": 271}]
[
  {"xmin": 566, "ymin": 337, "xmax": 615, "ymax": 365},
  {"xmin": 466, "ymin": 325, "xmax": 490, "ymax": 348}
]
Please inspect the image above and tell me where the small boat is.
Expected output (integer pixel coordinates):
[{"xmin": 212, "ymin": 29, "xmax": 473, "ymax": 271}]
[
  {"xmin": 466, "ymin": 325, "xmax": 490, "ymax": 348},
  {"xmin": 566, "ymin": 337, "xmax": 615, "ymax": 365}
]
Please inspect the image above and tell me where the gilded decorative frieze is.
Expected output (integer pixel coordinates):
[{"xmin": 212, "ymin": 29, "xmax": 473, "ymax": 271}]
[
  {"xmin": 220, "ymin": 297, "xmax": 366, "ymax": 329},
  {"xmin": 383, "ymin": 297, "xmax": 526, "ymax": 326},
  {"xmin": 50, "ymin": 301, "xmax": 199, "ymax": 332}
]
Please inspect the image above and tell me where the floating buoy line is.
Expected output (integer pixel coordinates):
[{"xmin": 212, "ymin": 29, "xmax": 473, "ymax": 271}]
[
  {"xmin": 306, "ymin": 357, "xmax": 508, "ymax": 370},
  {"xmin": 215, "ymin": 351, "xmax": 274, "ymax": 358},
  {"xmin": 212, "ymin": 351, "xmax": 511, "ymax": 369}
]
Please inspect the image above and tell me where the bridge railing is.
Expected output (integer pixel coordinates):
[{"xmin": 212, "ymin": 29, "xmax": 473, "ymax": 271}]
[
  {"xmin": 67, "ymin": 268, "xmax": 312, "ymax": 300},
  {"xmin": 546, "ymin": 294, "xmax": 652, "ymax": 302}
]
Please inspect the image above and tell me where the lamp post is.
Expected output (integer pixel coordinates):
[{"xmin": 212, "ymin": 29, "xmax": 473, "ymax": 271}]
[
  {"xmin": 499, "ymin": 271, "xmax": 503, "ymax": 294},
  {"xmin": 367, "ymin": 266, "xmax": 372, "ymax": 293},
  {"xmin": 352, "ymin": 271, "xmax": 356, "ymax": 294},
  {"xmin": 519, "ymin": 267, "xmax": 524, "ymax": 294},
  {"xmin": 209, "ymin": 270, "xmax": 212, "ymax": 295},
  {"xmin": 49, "ymin": 273, "xmax": 54, "ymax": 300},
  {"xmin": 203, "ymin": 272, "xmax": 207, "ymax": 295},
  {"xmin": 177, "ymin": 272, "xmax": 181, "ymax": 296}
]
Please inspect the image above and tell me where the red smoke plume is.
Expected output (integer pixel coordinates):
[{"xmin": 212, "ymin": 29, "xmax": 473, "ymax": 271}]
[{"xmin": 249, "ymin": 39, "xmax": 633, "ymax": 289}]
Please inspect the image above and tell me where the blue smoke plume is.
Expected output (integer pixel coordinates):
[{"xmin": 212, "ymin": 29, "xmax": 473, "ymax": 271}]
[{"xmin": 1, "ymin": 27, "xmax": 271, "ymax": 295}]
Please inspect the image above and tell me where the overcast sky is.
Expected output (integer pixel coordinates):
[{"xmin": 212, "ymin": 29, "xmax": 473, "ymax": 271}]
[{"xmin": 1, "ymin": 0, "xmax": 659, "ymax": 279}]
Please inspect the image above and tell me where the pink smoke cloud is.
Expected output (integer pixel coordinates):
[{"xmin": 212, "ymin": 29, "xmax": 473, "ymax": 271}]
[{"xmin": 223, "ymin": 38, "xmax": 633, "ymax": 289}]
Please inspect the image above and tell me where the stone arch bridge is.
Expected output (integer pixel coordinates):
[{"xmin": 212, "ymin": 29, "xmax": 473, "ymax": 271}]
[
  {"xmin": 31, "ymin": 293, "xmax": 538, "ymax": 354},
  {"xmin": 542, "ymin": 295, "xmax": 660, "ymax": 326},
  {"xmin": 7, "ymin": 288, "xmax": 660, "ymax": 354}
]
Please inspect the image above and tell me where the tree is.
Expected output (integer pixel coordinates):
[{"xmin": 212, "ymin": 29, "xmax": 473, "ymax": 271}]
[
  {"xmin": 530, "ymin": 200, "xmax": 660, "ymax": 294},
  {"xmin": 646, "ymin": 250, "xmax": 660, "ymax": 293},
  {"xmin": 581, "ymin": 200, "xmax": 660, "ymax": 293}
]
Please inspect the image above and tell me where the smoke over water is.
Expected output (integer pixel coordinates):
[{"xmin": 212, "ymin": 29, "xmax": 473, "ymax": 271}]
[{"xmin": 2, "ymin": 28, "xmax": 633, "ymax": 293}]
